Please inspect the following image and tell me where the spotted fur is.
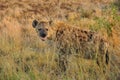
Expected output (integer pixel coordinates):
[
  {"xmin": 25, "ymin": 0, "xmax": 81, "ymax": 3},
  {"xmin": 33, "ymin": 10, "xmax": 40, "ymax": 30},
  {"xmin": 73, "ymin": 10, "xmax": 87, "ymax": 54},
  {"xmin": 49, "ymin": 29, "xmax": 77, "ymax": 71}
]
[{"xmin": 32, "ymin": 20, "xmax": 110, "ymax": 72}]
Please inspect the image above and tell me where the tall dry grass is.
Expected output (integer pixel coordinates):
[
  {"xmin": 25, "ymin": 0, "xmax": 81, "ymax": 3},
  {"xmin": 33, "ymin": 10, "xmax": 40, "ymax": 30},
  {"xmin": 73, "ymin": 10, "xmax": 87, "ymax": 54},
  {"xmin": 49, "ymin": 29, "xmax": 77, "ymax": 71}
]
[{"xmin": 0, "ymin": 0, "xmax": 120, "ymax": 80}]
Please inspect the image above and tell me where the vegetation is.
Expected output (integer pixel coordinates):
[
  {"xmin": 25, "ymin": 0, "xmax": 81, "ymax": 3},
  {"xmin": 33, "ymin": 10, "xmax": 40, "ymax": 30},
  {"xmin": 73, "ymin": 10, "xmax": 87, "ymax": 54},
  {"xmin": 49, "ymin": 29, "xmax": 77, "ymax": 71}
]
[{"xmin": 0, "ymin": 0, "xmax": 120, "ymax": 80}]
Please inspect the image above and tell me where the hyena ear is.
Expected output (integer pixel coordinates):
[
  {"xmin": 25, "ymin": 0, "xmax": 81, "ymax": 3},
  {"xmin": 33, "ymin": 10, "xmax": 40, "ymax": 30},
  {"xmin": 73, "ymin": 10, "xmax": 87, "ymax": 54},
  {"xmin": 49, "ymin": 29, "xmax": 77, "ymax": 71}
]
[{"xmin": 32, "ymin": 20, "xmax": 38, "ymax": 28}]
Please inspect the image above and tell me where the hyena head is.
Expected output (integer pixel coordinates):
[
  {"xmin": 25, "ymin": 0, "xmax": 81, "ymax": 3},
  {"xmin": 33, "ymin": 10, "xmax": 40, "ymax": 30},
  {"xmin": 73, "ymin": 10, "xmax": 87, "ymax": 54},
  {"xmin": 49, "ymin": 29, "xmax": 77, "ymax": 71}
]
[{"xmin": 32, "ymin": 20, "xmax": 53, "ymax": 41}]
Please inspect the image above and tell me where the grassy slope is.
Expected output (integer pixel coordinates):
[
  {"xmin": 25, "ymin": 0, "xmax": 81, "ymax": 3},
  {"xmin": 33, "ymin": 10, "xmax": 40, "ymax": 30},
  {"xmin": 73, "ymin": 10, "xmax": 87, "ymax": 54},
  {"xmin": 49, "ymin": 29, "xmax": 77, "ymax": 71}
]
[{"xmin": 0, "ymin": 0, "xmax": 120, "ymax": 80}]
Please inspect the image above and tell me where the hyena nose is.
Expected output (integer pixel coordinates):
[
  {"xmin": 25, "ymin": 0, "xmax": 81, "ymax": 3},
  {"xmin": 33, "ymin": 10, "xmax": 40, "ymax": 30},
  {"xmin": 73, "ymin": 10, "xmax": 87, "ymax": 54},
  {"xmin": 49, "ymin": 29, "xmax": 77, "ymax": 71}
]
[{"xmin": 40, "ymin": 33, "xmax": 47, "ymax": 38}]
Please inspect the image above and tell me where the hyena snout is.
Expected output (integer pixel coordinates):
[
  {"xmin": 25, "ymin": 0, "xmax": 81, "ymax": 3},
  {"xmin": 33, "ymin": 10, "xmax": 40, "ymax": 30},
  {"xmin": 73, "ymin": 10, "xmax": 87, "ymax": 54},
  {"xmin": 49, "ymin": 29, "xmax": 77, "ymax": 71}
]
[{"xmin": 39, "ymin": 29, "xmax": 48, "ymax": 38}]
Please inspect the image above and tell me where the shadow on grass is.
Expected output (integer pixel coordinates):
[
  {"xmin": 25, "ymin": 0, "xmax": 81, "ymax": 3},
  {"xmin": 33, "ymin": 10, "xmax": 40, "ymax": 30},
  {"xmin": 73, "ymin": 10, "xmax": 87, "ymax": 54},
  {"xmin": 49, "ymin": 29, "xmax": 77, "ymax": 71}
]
[{"xmin": 114, "ymin": 0, "xmax": 120, "ymax": 11}]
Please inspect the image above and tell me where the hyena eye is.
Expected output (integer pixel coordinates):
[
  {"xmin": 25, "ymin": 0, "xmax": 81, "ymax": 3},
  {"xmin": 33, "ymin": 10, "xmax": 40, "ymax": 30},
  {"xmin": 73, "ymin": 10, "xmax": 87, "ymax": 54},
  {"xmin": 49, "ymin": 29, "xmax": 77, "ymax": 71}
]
[
  {"xmin": 46, "ymin": 28, "xmax": 48, "ymax": 31},
  {"xmin": 38, "ymin": 29, "xmax": 41, "ymax": 31}
]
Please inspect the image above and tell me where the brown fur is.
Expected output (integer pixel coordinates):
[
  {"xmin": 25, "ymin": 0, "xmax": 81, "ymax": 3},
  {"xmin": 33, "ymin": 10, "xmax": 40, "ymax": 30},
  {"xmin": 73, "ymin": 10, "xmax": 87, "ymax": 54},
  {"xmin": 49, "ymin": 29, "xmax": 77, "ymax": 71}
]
[{"xmin": 32, "ymin": 20, "xmax": 110, "ymax": 72}]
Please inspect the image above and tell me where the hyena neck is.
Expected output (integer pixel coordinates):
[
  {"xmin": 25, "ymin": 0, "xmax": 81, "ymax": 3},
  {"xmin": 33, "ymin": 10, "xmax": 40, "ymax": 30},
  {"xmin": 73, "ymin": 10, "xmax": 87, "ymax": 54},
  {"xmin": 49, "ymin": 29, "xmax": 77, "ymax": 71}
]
[{"xmin": 50, "ymin": 21, "xmax": 68, "ymax": 41}]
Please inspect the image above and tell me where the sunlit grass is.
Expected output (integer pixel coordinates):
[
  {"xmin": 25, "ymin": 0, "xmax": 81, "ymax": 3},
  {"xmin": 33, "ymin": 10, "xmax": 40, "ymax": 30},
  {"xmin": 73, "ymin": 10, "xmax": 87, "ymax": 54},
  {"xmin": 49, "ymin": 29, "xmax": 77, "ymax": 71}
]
[{"xmin": 0, "ymin": 0, "xmax": 120, "ymax": 80}]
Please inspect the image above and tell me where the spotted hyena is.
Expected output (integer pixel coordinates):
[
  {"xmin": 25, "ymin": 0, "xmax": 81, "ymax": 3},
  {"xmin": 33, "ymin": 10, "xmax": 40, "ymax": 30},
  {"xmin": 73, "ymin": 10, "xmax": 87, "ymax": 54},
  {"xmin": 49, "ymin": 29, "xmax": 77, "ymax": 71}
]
[{"xmin": 32, "ymin": 19, "xmax": 109, "ymax": 72}]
